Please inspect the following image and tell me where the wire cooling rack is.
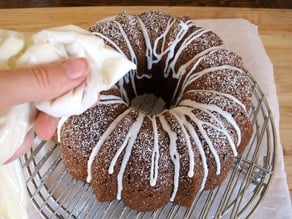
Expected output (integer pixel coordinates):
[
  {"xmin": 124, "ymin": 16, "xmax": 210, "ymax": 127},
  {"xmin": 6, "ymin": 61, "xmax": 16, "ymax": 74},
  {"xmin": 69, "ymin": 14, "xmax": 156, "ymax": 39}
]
[{"xmin": 21, "ymin": 72, "xmax": 277, "ymax": 219}]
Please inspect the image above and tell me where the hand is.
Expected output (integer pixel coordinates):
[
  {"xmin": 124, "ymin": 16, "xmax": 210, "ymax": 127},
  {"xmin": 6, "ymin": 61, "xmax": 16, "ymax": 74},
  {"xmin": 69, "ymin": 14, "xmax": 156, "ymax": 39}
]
[{"xmin": 1, "ymin": 58, "xmax": 89, "ymax": 163}]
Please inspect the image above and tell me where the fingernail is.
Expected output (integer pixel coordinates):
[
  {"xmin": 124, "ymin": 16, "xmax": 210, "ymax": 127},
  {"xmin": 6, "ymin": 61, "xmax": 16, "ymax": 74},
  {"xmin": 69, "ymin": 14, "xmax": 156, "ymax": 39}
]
[{"xmin": 62, "ymin": 58, "xmax": 89, "ymax": 79}]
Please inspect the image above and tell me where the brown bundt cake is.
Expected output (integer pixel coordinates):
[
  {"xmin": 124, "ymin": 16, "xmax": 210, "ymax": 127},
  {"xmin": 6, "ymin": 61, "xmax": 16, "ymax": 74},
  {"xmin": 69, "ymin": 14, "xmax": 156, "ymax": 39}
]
[{"xmin": 58, "ymin": 11, "xmax": 253, "ymax": 211}]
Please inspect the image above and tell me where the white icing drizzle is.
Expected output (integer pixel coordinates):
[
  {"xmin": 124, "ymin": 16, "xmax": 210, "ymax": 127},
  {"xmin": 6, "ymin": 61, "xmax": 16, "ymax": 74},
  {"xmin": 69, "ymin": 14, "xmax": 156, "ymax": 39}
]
[
  {"xmin": 151, "ymin": 18, "xmax": 176, "ymax": 66},
  {"xmin": 163, "ymin": 21, "xmax": 196, "ymax": 77},
  {"xmin": 175, "ymin": 65, "xmax": 246, "ymax": 107},
  {"xmin": 113, "ymin": 112, "xmax": 145, "ymax": 200},
  {"xmin": 159, "ymin": 115, "xmax": 179, "ymax": 202},
  {"xmin": 57, "ymin": 116, "xmax": 69, "ymax": 142},
  {"xmin": 171, "ymin": 112, "xmax": 195, "ymax": 178},
  {"xmin": 171, "ymin": 106, "xmax": 220, "ymax": 175},
  {"xmin": 171, "ymin": 44, "xmax": 227, "ymax": 104},
  {"xmin": 100, "ymin": 94, "xmax": 121, "ymax": 101},
  {"xmin": 136, "ymin": 16, "xmax": 155, "ymax": 71},
  {"xmin": 151, "ymin": 19, "xmax": 190, "ymax": 72},
  {"xmin": 176, "ymin": 45, "xmax": 227, "ymax": 78},
  {"xmin": 81, "ymin": 14, "xmax": 249, "ymax": 203},
  {"xmin": 179, "ymin": 99, "xmax": 241, "ymax": 151},
  {"xmin": 184, "ymin": 89, "xmax": 247, "ymax": 113},
  {"xmin": 99, "ymin": 94, "xmax": 126, "ymax": 105},
  {"xmin": 87, "ymin": 108, "xmax": 132, "ymax": 183},
  {"xmin": 165, "ymin": 27, "xmax": 209, "ymax": 78},
  {"xmin": 185, "ymin": 65, "xmax": 246, "ymax": 92},
  {"xmin": 180, "ymin": 117, "xmax": 209, "ymax": 191},
  {"xmin": 149, "ymin": 116, "xmax": 160, "ymax": 186}
]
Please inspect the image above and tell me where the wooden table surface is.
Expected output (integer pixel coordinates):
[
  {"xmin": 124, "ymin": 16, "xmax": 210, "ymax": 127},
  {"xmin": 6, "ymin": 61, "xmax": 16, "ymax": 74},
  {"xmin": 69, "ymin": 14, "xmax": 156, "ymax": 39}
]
[{"xmin": 0, "ymin": 6, "xmax": 291, "ymax": 200}]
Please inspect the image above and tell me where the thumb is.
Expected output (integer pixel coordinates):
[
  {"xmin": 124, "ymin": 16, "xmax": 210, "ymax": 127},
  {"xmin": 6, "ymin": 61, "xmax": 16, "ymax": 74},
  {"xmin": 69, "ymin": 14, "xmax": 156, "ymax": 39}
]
[{"xmin": 0, "ymin": 58, "xmax": 89, "ymax": 109}]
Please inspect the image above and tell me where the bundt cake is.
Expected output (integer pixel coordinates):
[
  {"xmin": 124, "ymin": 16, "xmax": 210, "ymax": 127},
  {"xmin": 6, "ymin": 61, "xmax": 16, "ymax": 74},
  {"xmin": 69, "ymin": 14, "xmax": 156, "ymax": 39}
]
[{"xmin": 57, "ymin": 11, "xmax": 253, "ymax": 211}]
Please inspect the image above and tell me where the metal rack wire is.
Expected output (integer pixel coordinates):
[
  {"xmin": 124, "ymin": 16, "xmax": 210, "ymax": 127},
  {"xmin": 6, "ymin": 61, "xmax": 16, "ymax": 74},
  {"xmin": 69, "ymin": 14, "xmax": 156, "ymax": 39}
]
[{"xmin": 21, "ymin": 72, "xmax": 277, "ymax": 219}]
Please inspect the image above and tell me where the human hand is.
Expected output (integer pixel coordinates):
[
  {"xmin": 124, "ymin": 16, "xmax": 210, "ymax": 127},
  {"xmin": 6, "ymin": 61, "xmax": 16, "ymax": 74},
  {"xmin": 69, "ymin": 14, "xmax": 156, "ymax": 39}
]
[{"xmin": 1, "ymin": 57, "xmax": 89, "ymax": 163}]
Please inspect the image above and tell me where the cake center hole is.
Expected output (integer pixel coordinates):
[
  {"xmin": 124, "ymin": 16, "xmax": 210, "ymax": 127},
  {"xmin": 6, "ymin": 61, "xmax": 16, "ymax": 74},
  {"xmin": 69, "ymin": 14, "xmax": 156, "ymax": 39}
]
[{"xmin": 130, "ymin": 93, "xmax": 167, "ymax": 115}]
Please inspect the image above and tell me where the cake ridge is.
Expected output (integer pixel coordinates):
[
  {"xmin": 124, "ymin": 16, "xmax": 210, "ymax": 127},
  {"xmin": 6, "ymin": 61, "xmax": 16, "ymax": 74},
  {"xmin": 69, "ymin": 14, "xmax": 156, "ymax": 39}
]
[
  {"xmin": 86, "ymin": 108, "xmax": 133, "ymax": 183},
  {"xmin": 159, "ymin": 115, "xmax": 180, "ymax": 201},
  {"xmin": 115, "ymin": 112, "xmax": 145, "ymax": 200}
]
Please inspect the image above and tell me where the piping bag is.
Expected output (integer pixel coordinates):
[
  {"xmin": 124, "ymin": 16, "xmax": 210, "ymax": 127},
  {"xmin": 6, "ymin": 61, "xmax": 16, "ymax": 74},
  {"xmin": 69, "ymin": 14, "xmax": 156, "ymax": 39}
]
[{"xmin": 0, "ymin": 25, "xmax": 136, "ymax": 218}]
